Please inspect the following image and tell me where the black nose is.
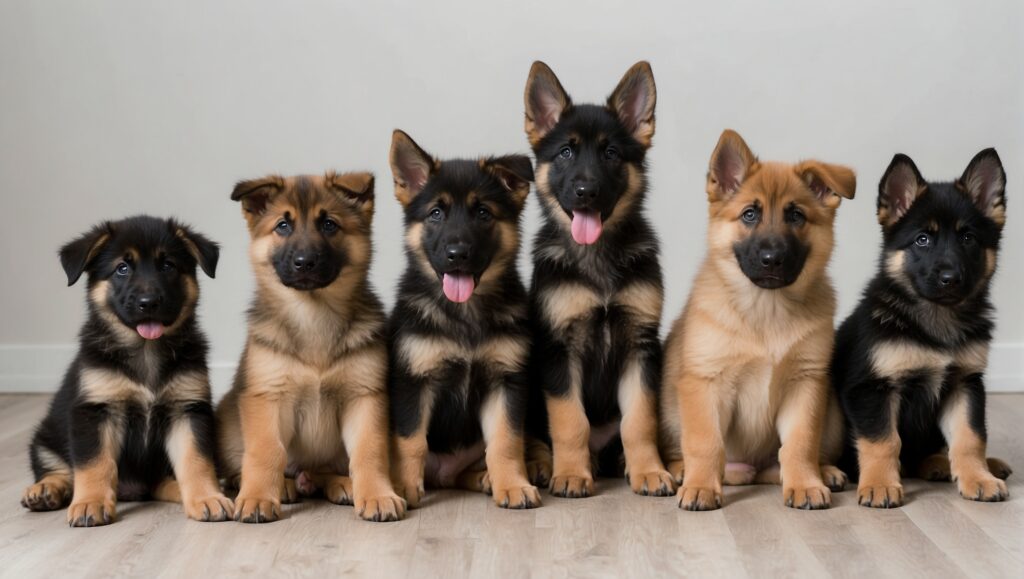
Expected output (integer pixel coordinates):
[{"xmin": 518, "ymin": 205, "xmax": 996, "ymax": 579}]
[
  {"xmin": 446, "ymin": 243, "xmax": 470, "ymax": 263},
  {"xmin": 293, "ymin": 252, "xmax": 318, "ymax": 271},
  {"xmin": 574, "ymin": 181, "xmax": 599, "ymax": 199},
  {"xmin": 759, "ymin": 249, "xmax": 784, "ymax": 268},
  {"xmin": 939, "ymin": 269, "xmax": 962, "ymax": 287},
  {"xmin": 136, "ymin": 294, "xmax": 162, "ymax": 313}
]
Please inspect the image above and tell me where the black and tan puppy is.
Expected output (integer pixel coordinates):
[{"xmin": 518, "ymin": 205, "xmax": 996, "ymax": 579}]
[
  {"xmin": 523, "ymin": 61, "xmax": 673, "ymax": 498},
  {"xmin": 217, "ymin": 172, "xmax": 405, "ymax": 523},
  {"xmin": 832, "ymin": 150, "xmax": 1011, "ymax": 508},
  {"xmin": 660, "ymin": 130, "xmax": 855, "ymax": 510},
  {"xmin": 387, "ymin": 130, "xmax": 542, "ymax": 509},
  {"xmin": 22, "ymin": 215, "xmax": 230, "ymax": 526}
]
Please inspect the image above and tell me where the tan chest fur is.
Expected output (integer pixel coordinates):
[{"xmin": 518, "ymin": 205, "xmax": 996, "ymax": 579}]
[{"xmin": 869, "ymin": 340, "xmax": 989, "ymax": 397}]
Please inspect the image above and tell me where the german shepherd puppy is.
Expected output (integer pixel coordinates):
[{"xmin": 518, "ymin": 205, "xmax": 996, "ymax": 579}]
[
  {"xmin": 660, "ymin": 130, "xmax": 856, "ymax": 511},
  {"xmin": 387, "ymin": 130, "xmax": 542, "ymax": 509},
  {"xmin": 832, "ymin": 150, "xmax": 1011, "ymax": 508},
  {"xmin": 523, "ymin": 61, "xmax": 673, "ymax": 498},
  {"xmin": 217, "ymin": 172, "xmax": 405, "ymax": 523},
  {"xmin": 22, "ymin": 216, "xmax": 229, "ymax": 526}
]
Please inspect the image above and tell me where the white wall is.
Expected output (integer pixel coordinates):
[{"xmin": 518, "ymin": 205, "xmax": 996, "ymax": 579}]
[{"xmin": 1, "ymin": 0, "xmax": 1022, "ymax": 394}]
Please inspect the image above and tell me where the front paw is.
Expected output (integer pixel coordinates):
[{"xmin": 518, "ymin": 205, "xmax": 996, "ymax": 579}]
[
  {"xmin": 957, "ymin": 473, "xmax": 1008, "ymax": 502},
  {"xmin": 676, "ymin": 485, "xmax": 722, "ymax": 511},
  {"xmin": 234, "ymin": 495, "xmax": 281, "ymax": 523},
  {"xmin": 549, "ymin": 474, "xmax": 594, "ymax": 498},
  {"xmin": 784, "ymin": 483, "xmax": 831, "ymax": 510},
  {"xmin": 857, "ymin": 483, "xmax": 904, "ymax": 508},
  {"xmin": 22, "ymin": 481, "xmax": 71, "ymax": 511},
  {"xmin": 67, "ymin": 498, "xmax": 117, "ymax": 527},
  {"xmin": 628, "ymin": 469, "xmax": 676, "ymax": 497},
  {"xmin": 184, "ymin": 494, "xmax": 234, "ymax": 522},
  {"xmin": 493, "ymin": 484, "xmax": 541, "ymax": 509},
  {"xmin": 356, "ymin": 493, "xmax": 406, "ymax": 522}
]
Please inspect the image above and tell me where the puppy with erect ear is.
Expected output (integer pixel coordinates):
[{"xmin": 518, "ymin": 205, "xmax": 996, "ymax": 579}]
[
  {"xmin": 660, "ymin": 129, "xmax": 855, "ymax": 511},
  {"xmin": 23, "ymin": 215, "xmax": 231, "ymax": 526},
  {"xmin": 832, "ymin": 149, "xmax": 1011, "ymax": 508}
]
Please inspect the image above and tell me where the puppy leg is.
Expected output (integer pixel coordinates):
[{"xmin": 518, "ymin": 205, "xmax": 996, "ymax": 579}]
[
  {"xmin": 776, "ymin": 375, "xmax": 832, "ymax": 510},
  {"xmin": 342, "ymin": 393, "xmax": 406, "ymax": 522},
  {"xmin": 235, "ymin": 391, "xmax": 290, "ymax": 523},
  {"xmin": 941, "ymin": 384, "xmax": 1008, "ymax": 502},
  {"xmin": 481, "ymin": 389, "xmax": 540, "ymax": 509},
  {"xmin": 23, "ymin": 445, "xmax": 72, "ymax": 511},
  {"xmin": 67, "ymin": 406, "xmax": 121, "ymax": 527},
  {"xmin": 547, "ymin": 391, "xmax": 593, "ymax": 498},
  {"xmin": 525, "ymin": 437, "xmax": 553, "ymax": 488},
  {"xmin": 676, "ymin": 372, "xmax": 726, "ymax": 511},
  {"xmin": 165, "ymin": 407, "xmax": 233, "ymax": 522},
  {"xmin": 619, "ymin": 356, "xmax": 675, "ymax": 497}
]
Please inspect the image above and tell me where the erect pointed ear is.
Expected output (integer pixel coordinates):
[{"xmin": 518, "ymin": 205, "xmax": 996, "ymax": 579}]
[
  {"xmin": 390, "ymin": 130, "xmax": 436, "ymax": 208},
  {"xmin": 796, "ymin": 161, "xmax": 856, "ymax": 209},
  {"xmin": 524, "ymin": 61, "xmax": 571, "ymax": 147},
  {"xmin": 230, "ymin": 176, "xmax": 284, "ymax": 221},
  {"xmin": 483, "ymin": 155, "xmax": 534, "ymax": 209},
  {"xmin": 175, "ymin": 223, "xmax": 220, "ymax": 278},
  {"xmin": 328, "ymin": 171, "xmax": 375, "ymax": 220},
  {"xmin": 707, "ymin": 130, "xmax": 757, "ymax": 201},
  {"xmin": 958, "ymin": 148, "xmax": 1006, "ymax": 226},
  {"xmin": 59, "ymin": 222, "xmax": 113, "ymax": 286},
  {"xmin": 877, "ymin": 154, "xmax": 927, "ymax": 227},
  {"xmin": 608, "ymin": 61, "xmax": 657, "ymax": 147}
]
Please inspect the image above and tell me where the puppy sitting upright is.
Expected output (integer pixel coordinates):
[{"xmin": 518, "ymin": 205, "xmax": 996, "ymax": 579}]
[
  {"xmin": 23, "ymin": 216, "xmax": 230, "ymax": 526},
  {"xmin": 388, "ymin": 130, "xmax": 541, "ymax": 509},
  {"xmin": 660, "ymin": 130, "xmax": 855, "ymax": 510},
  {"xmin": 523, "ymin": 61, "xmax": 673, "ymax": 498},
  {"xmin": 217, "ymin": 172, "xmax": 405, "ymax": 523},
  {"xmin": 832, "ymin": 150, "xmax": 1011, "ymax": 508}
]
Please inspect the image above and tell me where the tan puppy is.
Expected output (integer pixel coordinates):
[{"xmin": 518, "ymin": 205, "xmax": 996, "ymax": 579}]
[
  {"xmin": 216, "ymin": 172, "xmax": 406, "ymax": 523},
  {"xmin": 660, "ymin": 130, "xmax": 854, "ymax": 510}
]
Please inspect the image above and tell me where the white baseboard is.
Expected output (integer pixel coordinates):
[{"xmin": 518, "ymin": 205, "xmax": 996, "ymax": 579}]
[{"xmin": 2, "ymin": 343, "xmax": 1023, "ymax": 396}]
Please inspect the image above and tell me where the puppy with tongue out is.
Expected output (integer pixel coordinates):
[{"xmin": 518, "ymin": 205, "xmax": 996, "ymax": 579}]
[{"xmin": 387, "ymin": 130, "xmax": 545, "ymax": 510}]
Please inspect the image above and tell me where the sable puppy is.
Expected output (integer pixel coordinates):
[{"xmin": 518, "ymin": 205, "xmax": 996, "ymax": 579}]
[
  {"xmin": 387, "ymin": 130, "xmax": 542, "ymax": 509},
  {"xmin": 832, "ymin": 150, "xmax": 1011, "ymax": 508},
  {"xmin": 660, "ymin": 130, "xmax": 855, "ymax": 510},
  {"xmin": 22, "ymin": 216, "xmax": 230, "ymax": 526},
  {"xmin": 523, "ymin": 61, "xmax": 673, "ymax": 498},
  {"xmin": 217, "ymin": 172, "xmax": 405, "ymax": 523}
]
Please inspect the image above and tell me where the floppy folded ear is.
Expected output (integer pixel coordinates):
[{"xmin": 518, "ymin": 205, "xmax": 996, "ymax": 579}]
[
  {"xmin": 608, "ymin": 61, "xmax": 657, "ymax": 147},
  {"xmin": 390, "ymin": 130, "xmax": 436, "ymax": 208},
  {"xmin": 797, "ymin": 161, "xmax": 856, "ymax": 209},
  {"xmin": 707, "ymin": 130, "xmax": 757, "ymax": 201},
  {"xmin": 328, "ymin": 171, "xmax": 375, "ymax": 220},
  {"xmin": 959, "ymin": 148, "xmax": 1006, "ymax": 226},
  {"xmin": 59, "ymin": 222, "xmax": 113, "ymax": 286},
  {"xmin": 524, "ymin": 61, "xmax": 571, "ymax": 147},
  {"xmin": 230, "ymin": 176, "xmax": 284, "ymax": 218},
  {"xmin": 877, "ymin": 154, "xmax": 927, "ymax": 227},
  {"xmin": 484, "ymin": 155, "xmax": 535, "ymax": 209},
  {"xmin": 175, "ymin": 224, "xmax": 220, "ymax": 278}
]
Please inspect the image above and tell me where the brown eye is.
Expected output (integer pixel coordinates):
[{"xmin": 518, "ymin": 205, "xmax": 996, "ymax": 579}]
[
  {"xmin": 275, "ymin": 220, "xmax": 292, "ymax": 235},
  {"xmin": 915, "ymin": 233, "xmax": 931, "ymax": 247},
  {"xmin": 429, "ymin": 207, "xmax": 444, "ymax": 222},
  {"xmin": 116, "ymin": 262, "xmax": 130, "ymax": 276},
  {"xmin": 321, "ymin": 218, "xmax": 338, "ymax": 233}
]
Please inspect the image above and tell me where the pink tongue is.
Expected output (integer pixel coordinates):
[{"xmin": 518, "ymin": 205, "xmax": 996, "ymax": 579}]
[
  {"xmin": 571, "ymin": 210, "xmax": 603, "ymax": 245},
  {"xmin": 136, "ymin": 322, "xmax": 165, "ymax": 340},
  {"xmin": 442, "ymin": 273, "xmax": 475, "ymax": 303}
]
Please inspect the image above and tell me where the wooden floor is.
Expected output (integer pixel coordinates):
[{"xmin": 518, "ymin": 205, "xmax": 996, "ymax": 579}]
[{"xmin": 0, "ymin": 394, "xmax": 1021, "ymax": 578}]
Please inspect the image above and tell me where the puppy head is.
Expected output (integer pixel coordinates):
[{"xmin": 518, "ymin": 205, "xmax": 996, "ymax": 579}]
[
  {"xmin": 231, "ymin": 172, "xmax": 374, "ymax": 292},
  {"xmin": 60, "ymin": 215, "xmax": 218, "ymax": 341},
  {"xmin": 878, "ymin": 149, "xmax": 1005, "ymax": 305},
  {"xmin": 390, "ymin": 129, "xmax": 532, "ymax": 303},
  {"xmin": 705, "ymin": 130, "xmax": 855, "ymax": 289},
  {"xmin": 524, "ymin": 61, "xmax": 655, "ymax": 245}
]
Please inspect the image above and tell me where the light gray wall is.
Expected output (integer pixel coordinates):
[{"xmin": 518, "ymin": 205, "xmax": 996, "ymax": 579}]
[{"xmin": 2, "ymin": 0, "xmax": 1022, "ymax": 393}]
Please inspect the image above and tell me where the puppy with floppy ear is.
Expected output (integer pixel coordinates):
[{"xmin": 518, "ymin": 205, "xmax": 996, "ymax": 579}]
[
  {"xmin": 23, "ymin": 216, "xmax": 231, "ymax": 526},
  {"xmin": 660, "ymin": 130, "xmax": 854, "ymax": 511}
]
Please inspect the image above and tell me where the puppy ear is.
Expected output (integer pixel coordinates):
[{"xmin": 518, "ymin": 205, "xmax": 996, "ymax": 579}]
[
  {"xmin": 328, "ymin": 171, "xmax": 375, "ymax": 220},
  {"xmin": 175, "ymin": 224, "xmax": 220, "ymax": 278},
  {"xmin": 877, "ymin": 154, "xmax": 927, "ymax": 227},
  {"xmin": 958, "ymin": 148, "xmax": 1006, "ymax": 226},
  {"xmin": 390, "ymin": 130, "xmax": 436, "ymax": 208},
  {"xmin": 797, "ymin": 161, "xmax": 856, "ymax": 209},
  {"xmin": 59, "ymin": 222, "xmax": 113, "ymax": 286},
  {"xmin": 524, "ymin": 61, "xmax": 571, "ymax": 147},
  {"xmin": 707, "ymin": 130, "xmax": 757, "ymax": 201},
  {"xmin": 608, "ymin": 61, "xmax": 657, "ymax": 147},
  {"xmin": 483, "ymin": 155, "xmax": 534, "ymax": 209},
  {"xmin": 230, "ymin": 176, "xmax": 284, "ymax": 217}
]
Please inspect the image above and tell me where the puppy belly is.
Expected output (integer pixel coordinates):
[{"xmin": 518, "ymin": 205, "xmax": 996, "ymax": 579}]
[
  {"xmin": 424, "ymin": 443, "xmax": 486, "ymax": 488},
  {"xmin": 287, "ymin": 401, "xmax": 347, "ymax": 472},
  {"xmin": 723, "ymin": 369, "xmax": 780, "ymax": 468}
]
